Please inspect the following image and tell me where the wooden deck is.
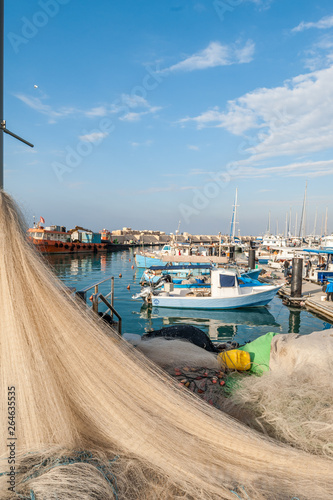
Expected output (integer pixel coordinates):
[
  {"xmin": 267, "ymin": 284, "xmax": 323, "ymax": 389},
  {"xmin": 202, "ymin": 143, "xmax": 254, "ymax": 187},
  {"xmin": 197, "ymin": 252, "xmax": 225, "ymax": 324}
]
[
  {"xmin": 305, "ymin": 294, "xmax": 333, "ymax": 321},
  {"xmin": 267, "ymin": 269, "xmax": 333, "ymax": 322}
]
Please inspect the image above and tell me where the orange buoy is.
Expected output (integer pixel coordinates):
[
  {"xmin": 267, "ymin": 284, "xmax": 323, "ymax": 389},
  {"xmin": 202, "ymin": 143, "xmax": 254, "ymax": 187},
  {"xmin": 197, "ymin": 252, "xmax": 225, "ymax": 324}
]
[
  {"xmin": 129, "ymin": 259, "xmax": 131, "ymax": 262},
  {"xmin": 131, "ymin": 265, "xmax": 134, "ymax": 269},
  {"xmin": 127, "ymin": 285, "xmax": 130, "ymax": 290},
  {"xmin": 119, "ymin": 273, "xmax": 122, "ymax": 278},
  {"xmin": 89, "ymin": 295, "xmax": 93, "ymax": 302}
]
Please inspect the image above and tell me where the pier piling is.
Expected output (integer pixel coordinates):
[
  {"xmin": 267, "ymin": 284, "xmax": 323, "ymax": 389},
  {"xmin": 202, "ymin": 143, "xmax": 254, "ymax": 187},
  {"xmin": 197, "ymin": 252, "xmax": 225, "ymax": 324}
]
[
  {"xmin": 229, "ymin": 245, "xmax": 235, "ymax": 262},
  {"xmin": 291, "ymin": 257, "xmax": 303, "ymax": 297},
  {"xmin": 248, "ymin": 248, "xmax": 256, "ymax": 270}
]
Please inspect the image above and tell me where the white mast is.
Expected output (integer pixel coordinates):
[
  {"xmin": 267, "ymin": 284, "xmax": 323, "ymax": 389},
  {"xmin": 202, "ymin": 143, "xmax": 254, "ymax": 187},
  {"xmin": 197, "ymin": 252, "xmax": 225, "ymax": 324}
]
[
  {"xmin": 229, "ymin": 188, "xmax": 238, "ymax": 242},
  {"xmin": 313, "ymin": 207, "xmax": 318, "ymax": 236},
  {"xmin": 299, "ymin": 181, "xmax": 307, "ymax": 238},
  {"xmin": 325, "ymin": 207, "xmax": 328, "ymax": 236}
]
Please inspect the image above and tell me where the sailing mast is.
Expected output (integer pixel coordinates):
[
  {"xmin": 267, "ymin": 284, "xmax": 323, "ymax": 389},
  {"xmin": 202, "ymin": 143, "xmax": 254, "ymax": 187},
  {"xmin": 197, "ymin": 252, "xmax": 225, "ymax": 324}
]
[
  {"xmin": 298, "ymin": 181, "xmax": 307, "ymax": 239},
  {"xmin": 313, "ymin": 207, "xmax": 318, "ymax": 236},
  {"xmin": 229, "ymin": 188, "xmax": 238, "ymax": 242}
]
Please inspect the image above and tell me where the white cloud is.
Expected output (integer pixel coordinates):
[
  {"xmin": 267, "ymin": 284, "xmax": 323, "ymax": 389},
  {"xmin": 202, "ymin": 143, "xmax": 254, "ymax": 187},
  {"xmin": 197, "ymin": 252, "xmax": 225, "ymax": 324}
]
[
  {"xmin": 79, "ymin": 132, "xmax": 109, "ymax": 143},
  {"xmin": 235, "ymin": 159, "xmax": 333, "ymax": 179},
  {"xmin": 293, "ymin": 15, "xmax": 333, "ymax": 33},
  {"xmin": 179, "ymin": 64, "xmax": 333, "ymax": 162},
  {"xmin": 121, "ymin": 94, "xmax": 150, "ymax": 108},
  {"xmin": 188, "ymin": 159, "xmax": 333, "ymax": 186},
  {"xmin": 161, "ymin": 40, "xmax": 255, "ymax": 73},
  {"xmin": 15, "ymin": 94, "xmax": 77, "ymax": 122},
  {"xmin": 138, "ymin": 185, "xmax": 197, "ymax": 195},
  {"xmin": 302, "ymin": 34, "xmax": 333, "ymax": 70},
  {"xmin": 187, "ymin": 145, "xmax": 200, "ymax": 151},
  {"xmin": 112, "ymin": 94, "xmax": 161, "ymax": 122},
  {"xmin": 119, "ymin": 112, "xmax": 142, "ymax": 122},
  {"xmin": 131, "ymin": 140, "xmax": 153, "ymax": 147},
  {"xmin": 119, "ymin": 108, "xmax": 161, "ymax": 122},
  {"xmin": 15, "ymin": 91, "xmax": 161, "ymax": 125},
  {"xmin": 85, "ymin": 106, "xmax": 108, "ymax": 117}
]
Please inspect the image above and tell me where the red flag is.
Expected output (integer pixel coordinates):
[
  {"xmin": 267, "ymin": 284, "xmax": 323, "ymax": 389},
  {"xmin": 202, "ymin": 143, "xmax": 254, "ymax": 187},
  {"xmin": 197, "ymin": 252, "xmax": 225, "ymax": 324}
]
[{"xmin": 39, "ymin": 216, "xmax": 45, "ymax": 224}]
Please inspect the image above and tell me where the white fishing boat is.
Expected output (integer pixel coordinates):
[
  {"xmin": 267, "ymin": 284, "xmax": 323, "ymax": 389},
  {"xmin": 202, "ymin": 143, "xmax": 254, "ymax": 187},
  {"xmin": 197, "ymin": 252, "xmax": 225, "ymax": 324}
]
[{"xmin": 133, "ymin": 269, "xmax": 281, "ymax": 310}]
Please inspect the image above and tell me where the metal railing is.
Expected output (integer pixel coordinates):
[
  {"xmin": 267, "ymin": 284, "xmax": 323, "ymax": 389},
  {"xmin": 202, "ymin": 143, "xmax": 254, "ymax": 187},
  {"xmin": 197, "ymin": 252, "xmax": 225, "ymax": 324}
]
[{"xmin": 76, "ymin": 276, "xmax": 122, "ymax": 335}]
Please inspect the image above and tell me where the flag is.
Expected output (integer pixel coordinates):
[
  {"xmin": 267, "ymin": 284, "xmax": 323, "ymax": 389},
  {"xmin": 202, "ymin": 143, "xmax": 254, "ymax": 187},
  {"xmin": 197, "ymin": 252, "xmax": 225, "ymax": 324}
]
[{"xmin": 39, "ymin": 216, "xmax": 45, "ymax": 224}]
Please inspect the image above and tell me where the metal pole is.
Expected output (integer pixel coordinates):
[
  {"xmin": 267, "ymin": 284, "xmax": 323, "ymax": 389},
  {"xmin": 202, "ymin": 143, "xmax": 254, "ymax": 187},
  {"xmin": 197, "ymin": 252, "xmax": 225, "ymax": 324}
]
[{"xmin": 0, "ymin": 0, "xmax": 4, "ymax": 190}]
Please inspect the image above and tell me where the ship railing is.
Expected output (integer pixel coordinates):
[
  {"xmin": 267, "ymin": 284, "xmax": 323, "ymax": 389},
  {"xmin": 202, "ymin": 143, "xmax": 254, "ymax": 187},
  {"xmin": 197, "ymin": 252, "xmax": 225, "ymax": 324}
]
[{"xmin": 76, "ymin": 276, "xmax": 122, "ymax": 335}]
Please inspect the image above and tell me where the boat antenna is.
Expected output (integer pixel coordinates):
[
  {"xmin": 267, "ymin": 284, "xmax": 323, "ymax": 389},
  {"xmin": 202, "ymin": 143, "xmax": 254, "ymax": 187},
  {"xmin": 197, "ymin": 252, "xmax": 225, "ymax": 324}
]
[{"xmin": 0, "ymin": 0, "xmax": 34, "ymax": 190}]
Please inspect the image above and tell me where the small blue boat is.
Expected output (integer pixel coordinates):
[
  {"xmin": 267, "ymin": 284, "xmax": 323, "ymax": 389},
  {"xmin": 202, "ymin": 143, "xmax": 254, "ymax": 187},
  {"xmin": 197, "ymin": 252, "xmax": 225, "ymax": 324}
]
[{"xmin": 140, "ymin": 264, "xmax": 263, "ymax": 289}]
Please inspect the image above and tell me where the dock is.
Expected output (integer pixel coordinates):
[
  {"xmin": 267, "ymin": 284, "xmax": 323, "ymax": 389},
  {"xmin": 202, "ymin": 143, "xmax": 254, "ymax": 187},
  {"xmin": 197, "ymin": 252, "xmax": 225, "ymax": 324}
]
[
  {"xmin": 305, "ymin": 294, "xmax": 333, "ymax": 321},
  {"xmin": 261, "ymin": 264, "xmax": 333, "ymax": 322}
]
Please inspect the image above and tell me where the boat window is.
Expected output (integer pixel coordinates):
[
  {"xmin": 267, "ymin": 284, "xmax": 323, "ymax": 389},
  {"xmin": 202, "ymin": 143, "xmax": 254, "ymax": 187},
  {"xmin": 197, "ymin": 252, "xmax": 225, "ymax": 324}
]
[{"xmin": 219, "ymin": 274, "xmax": 236, "ymax": 287}]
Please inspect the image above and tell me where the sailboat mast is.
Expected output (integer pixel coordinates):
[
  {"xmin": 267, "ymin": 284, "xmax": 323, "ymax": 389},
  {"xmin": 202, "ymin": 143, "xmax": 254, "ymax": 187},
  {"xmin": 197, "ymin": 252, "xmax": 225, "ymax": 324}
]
[
  {"xmin": 325, "ymin": 207, "xmax": 328, "ymax": 236},
  {"xmin": 229, "ymin": 188, "xmax": 238, "ymax": 241},
  {"xmin": 313, "ymin": 207, "xmax": 318, "ymax": 236},
  {"xmin": 233, "ymin": 188, "xmax": 238, "ymax": 241},
  {"xmin": 298, "ymin": 181, "xmax": 307, "ymax": 238}
]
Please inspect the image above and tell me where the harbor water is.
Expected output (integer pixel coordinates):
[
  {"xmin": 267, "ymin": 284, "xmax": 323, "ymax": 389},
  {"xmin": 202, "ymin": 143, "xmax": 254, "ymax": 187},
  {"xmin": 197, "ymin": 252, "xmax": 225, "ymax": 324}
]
[{"xmin": 45, "ymin": 249, "xmax": 333, "ymax": 344}]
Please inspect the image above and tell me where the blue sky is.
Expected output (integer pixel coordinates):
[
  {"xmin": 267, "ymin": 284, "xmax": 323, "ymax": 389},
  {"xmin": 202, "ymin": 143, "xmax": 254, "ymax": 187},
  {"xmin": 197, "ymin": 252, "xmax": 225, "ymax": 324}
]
[{"xmin": 4, "ymin": 0, "xmax": 333, "ymax": 235}]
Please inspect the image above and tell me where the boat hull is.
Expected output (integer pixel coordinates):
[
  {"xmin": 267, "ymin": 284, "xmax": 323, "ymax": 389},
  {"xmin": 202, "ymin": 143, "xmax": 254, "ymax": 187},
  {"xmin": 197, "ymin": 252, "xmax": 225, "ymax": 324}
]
[
  {"xmin": 149, "ymin": 286, "xmax": 281, "ymax": 310},
  {"xmin": 29, "ymin": 239, "xmax": 108, "ymax": 254}
]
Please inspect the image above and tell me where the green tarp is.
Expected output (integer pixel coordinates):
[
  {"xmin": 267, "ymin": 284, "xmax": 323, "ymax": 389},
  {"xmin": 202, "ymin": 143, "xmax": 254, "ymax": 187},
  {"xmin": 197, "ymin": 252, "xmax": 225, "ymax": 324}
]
[{"xmin": 238, "ymin": 331, "xmax": 279, "ymax": 375}]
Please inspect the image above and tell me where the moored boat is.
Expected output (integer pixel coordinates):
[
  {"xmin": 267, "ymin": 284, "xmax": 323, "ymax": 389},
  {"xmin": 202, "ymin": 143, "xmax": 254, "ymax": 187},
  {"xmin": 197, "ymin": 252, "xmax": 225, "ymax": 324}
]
[
  {"xmin": 133, "ymin": 268, "xmax": 281, "ymax": 310},
  {"xmin": 140, "ymin": 264, "xmax": 263, "ymax": 289},
  {"xmin": 27, "ymin": 222, "xmax": 108, "ymax": 254}
]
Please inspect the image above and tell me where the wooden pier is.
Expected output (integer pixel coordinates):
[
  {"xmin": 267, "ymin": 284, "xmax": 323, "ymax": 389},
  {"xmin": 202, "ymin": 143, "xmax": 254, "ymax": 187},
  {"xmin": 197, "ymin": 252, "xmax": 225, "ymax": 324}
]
[
  {"xmin": 261, "ymin": 265, "xmax": 333, "ymax": 322},
  {"xmin": 305, "ymin": 294, "xmax": 333, "ymax": 321}
]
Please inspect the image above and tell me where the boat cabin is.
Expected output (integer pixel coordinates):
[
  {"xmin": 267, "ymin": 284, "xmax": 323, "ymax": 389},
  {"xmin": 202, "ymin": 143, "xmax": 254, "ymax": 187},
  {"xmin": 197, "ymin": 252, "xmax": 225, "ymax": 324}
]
[
  {"xmin": 211, "ymin": 269, "xmax": 242, "ymax": 298},
  {"xmin": 27, "ymin": 227, "xmax": 70, "ymax": 242}
]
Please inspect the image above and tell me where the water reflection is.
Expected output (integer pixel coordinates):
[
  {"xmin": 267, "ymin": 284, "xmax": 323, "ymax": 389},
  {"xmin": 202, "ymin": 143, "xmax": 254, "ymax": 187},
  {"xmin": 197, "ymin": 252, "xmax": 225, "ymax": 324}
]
[
  {"xmin": 140, "ymin": 306, "xmax": 279, "ymax": 342},
  {"xmin": 44, "ymin": 250, "xmax": 332, "ymax": 341},
  {"xmin": 288, "ymin": 309, "xmax": 301, "ymax": 334}
]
